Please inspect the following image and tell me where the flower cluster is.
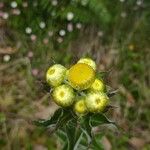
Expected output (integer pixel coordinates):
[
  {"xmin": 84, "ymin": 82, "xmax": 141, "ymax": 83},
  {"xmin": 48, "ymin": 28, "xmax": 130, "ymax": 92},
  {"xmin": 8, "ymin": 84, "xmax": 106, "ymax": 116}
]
[{"xmin": 46, "ymin": 58, "xmax": 109, "ymax": 116}]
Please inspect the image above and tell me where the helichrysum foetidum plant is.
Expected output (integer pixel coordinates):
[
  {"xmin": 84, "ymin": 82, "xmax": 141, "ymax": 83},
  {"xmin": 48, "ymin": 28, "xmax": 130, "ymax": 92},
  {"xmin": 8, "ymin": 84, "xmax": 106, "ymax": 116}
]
[{"xmin": 34, "ymin": 58, "xmax": 117, "ymax": 150}]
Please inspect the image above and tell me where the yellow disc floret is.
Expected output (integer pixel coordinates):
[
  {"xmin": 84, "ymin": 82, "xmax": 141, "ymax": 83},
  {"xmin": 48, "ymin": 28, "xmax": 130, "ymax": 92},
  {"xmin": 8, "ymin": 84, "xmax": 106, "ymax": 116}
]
[
  {"xmin": 90, "ymin": 78, "xmax": 106, "ymax": 92},
  {"xmin": 52, "ymin": 84, "xmax": 75, "ymax": 107},
  {"xmin": 77, "ymin": 58, "xmax": 96, "ymax": 70},
  {"xmin": 46, "ymin": 64, "xmax": 67, "ymax": 87},
  {"xmin": 74, "ymin": 98, "xmax": 88, "ymax": 116},
  {"xmin": 85, "ymin": 92, "xmax": 109, "ymax": 113},
  {"xmin": 68, "ymin": 63, "xmax": 95, "ymax": 90}
]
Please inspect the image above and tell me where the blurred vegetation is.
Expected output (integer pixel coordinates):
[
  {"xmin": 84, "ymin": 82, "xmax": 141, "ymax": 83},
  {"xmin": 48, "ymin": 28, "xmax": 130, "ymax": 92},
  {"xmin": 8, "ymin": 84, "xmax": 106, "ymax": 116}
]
[{"xmin": 0, "ymin": 0, "xmax": 150, "ymax": 150}]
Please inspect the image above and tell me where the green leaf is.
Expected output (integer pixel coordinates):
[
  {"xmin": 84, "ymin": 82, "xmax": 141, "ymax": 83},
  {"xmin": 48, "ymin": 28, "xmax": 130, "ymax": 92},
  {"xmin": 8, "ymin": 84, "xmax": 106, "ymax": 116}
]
[
  {"xmin": 96, "ymin": 70, "xmax": 112, "ymax": 79},
  {"xmin": 65, "ymin": 118, "xmax": 83, "ymax": 150},
  {"xmin": 90, "ymin": 113, "xmax": 115, "ymax": 127},
  {"xmin": 80, "ymin": 115, "xmax": 92, "ymax": 147},
  {"xmin": 62, "ymin": 142, "xmax": 68, "ymax": 150},
  {"xmin": 33, "ymin": 108, "xmax": 63, "ymax": 127},
  {"xmin": 92, "ymin": 136, "xmax": 104, "ymax": 150}
]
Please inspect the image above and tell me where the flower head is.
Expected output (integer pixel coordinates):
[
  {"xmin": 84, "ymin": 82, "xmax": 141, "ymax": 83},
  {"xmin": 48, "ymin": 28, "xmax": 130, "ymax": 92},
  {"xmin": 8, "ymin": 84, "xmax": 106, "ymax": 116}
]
[
  {"xmin": 52, "ymin": 84, "xmax": 75, "ymax": 107},
  {"xmin": 77, "ymin": 58, "xmax": 96, "ymax": 70},
  {"xmin": 68, "ymin": 63, "xmax": 95, "ymax": 90},
  {"xmin": 90, "ymin": 78, "xmax": 106, "ymax": 92},
  {"xmin": 85, "ymin": 92, "xmax": 109, "ymax": 113},
  {"xmin": 46, "ymin": 64, "xmax": 67, "ymax": 87},
  {"xmin": 74, "ymin": 98, "xmax": 88, "ymax": 116}
]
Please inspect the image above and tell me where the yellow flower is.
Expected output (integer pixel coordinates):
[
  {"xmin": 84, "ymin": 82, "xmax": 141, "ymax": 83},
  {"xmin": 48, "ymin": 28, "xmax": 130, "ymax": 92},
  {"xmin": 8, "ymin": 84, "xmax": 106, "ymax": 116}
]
[
  {"xmin": 68, "ymin": 63, "xmax": 95, "ymax": 90},
  {"xmin": 90, "ymin": 78, "xmax": 106, "ymax": 92},
  {"xmin": 74, "ymin": 98, "xmax": 88, "ymax": 116},
  {"xmin": 52, "ymin": 84, "xmax": 75, "ymax": 107},
  {"xmin": 46, "ymin": 64, "xmax": 67, "ymax": 87},
  {"xmin": 77, "ymin": 58, "xmax": 96, "ymax": 70},
  {"xmin": 85, "ymin": 92, "xmax": 109, "ymax": 113}
]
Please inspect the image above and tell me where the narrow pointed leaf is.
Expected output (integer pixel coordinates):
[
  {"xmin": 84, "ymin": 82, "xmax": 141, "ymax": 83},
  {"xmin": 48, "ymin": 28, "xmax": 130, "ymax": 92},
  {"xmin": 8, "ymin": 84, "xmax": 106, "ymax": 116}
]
[
  {"xmin": 33, "ymin": 108, "xmax": 63, "ymax": 127},
  {"xmin": 90, "ymin": 113, "xmax": 115, "ymax": 127},
  {"xmin": 107, "ymin": 89, "xmax": 118, "ymax": 97}
]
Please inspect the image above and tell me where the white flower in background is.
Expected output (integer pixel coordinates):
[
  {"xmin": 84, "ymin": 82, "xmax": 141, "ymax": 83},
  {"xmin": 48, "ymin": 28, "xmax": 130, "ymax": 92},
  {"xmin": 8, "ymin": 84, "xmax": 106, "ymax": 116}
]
[
  {"xmin": 12, "ymin": 9, "xmax": 21, "ymax": 15},
  {"xmin": 97, "ymin": 31, "xmax": 104, "ymax": 37},
  {"xmin": 27, "ymin": 51, "xmax": 34, "ymax": 58},
  {"xmin": 39, "ymin": 22, "xmax": 46, "ymax": 29},
  {"xmin": 33, "ymin": 2, "xmax": 38, "ymax": 7},
  {"xmin": 0, "ymin": 2, "xmax": 4, "ymax": 8},
  {"xmin": 57, "ymin": 37, "xmax": 63, "ymax": 43},
  {"xmin": 59, "ymin": 29, "xmax": 66, "ymax": 36},
  {"xmin": 81, "ymin": 0, "xmax": 88, "ymax": 6},
  {"xmin": 22, "ymin": 2, "xmax": 28, "ymax": 8},
  {"xmin": 51, "ymin": 0, "xmax": 58, "ymax": 6},
  {"xmin": 48, "ymin": 31, "xmax": 53, "ymax": 37},
  {"xmin": 67, "ymin": 23, "xmax": 73, "ymax": 32},
  {"xmin": 2, "ymin": 13, "xmax": 9, "ymax": 19},
  {"xmin": 25, "ymin": 27, "xmax": 32, "ymax": 34},
  {"xmin": 3, "ymin": 55, "xmax": 10, "ymax": 62},
  {"xmin": 67, "ymin": 12, "xmax": 74, "ymax": 21},
  {"xmin": 30, "ymin": 34, "xmax": 37, "ymax": 41},
  {"xmin": 136, "ymin": 0, "xmax": 142, "ymax": 6},
  {"xmin": 11, "ymin": 1, "xmax": 17, "ymax": 8},
  {"xmin": 120, "ymin": 0, "xmax": 125, "ymax": 2},
  {"xmin": 43, "ymin": 38, "xmax": 49, "ymax": 44},
  {"xmin": 121, "ymin": 12, "xmax": 127, "ymax": 18},
  {"xmin": 76, "ymin": 23, "xmax": 82, "ymax": 29}
]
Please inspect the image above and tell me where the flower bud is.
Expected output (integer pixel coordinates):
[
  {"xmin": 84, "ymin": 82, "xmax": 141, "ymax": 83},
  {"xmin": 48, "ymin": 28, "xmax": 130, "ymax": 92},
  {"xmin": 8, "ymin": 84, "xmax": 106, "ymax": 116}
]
[
  {"xmin": 68, "ymin": 63, "xmax": 95, "ymax": 90},
  {"xmin": 90, "ymin": 78, "xmax": 106, "ymax": 92},
  {"xmin": 77, "ymin": 58, "xmax": 96, "ymax": 70},
  {"xmin": 52, "ymin": 84, "xmax": 75, "ymax": 107},
  {"xmin": 74, "ymin": 98, "xmax": 88, "ymax": 116},
  {"xmin": 85, "ymin": 92, "xmax": 109, "ymax": 113},
  {"xmin": 46, "ymin": 64, "xmax": 67, "ymax": 87}
]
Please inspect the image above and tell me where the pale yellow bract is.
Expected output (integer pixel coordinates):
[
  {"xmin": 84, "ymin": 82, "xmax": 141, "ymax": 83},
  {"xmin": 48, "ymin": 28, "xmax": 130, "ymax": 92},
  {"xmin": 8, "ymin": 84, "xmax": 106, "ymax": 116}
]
[
  {"xmin": 52, "ymin": 84, "xmax": 75, "ymax": 107},
  {"xmin": 90, "ymin": 78, "xmax": 106, "ymax": 92},
  {"xmin": 85, "ymin": 92, "xmax": 109, "ymax": 113},
  {"xmin": 68, "ymin": 63, "xmax": 95, "ymax": 90},
  {"xmin": 46, "ymin": 64, "xmax": 67, "ymax": 87},
  {"xmin": 74, "ymin": 98, "xmax": 88, "ymax": 116},
  {"xmin": 77, "ymin": 58, "xmax": 96, "ymax": 70}
]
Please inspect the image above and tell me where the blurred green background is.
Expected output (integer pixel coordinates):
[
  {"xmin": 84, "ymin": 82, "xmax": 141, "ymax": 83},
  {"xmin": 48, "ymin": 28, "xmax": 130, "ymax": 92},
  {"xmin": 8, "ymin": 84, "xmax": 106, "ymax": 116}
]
[{"xmin": 0, "ymin": 0, "xmax": 150, "ymax": 150}]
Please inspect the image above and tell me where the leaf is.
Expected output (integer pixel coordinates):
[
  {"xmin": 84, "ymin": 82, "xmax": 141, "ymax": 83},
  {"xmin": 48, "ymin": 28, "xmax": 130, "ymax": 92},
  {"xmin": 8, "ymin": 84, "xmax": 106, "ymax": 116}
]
[
  {"xmin": 65, "ymin": 118, "xmax": 83, "ymax": 150},
  {"xmin": 33, "ymin": 108, "xmax": 63, "ymax": 127},
  {"xmin": 36, "ymin": 79, "xmax": 51, "ymax": 93},
  {"xmin": 90, "ymin": 114, "xmax": 115, "ymax": 127},
  {"xmin": 107, "ymin": 89, "xmax": 118, "ymax": 97},
  {"xmin": 103, "ymin": 105, "xmax": 118, "ymax": 113},
  {"xmin": 80, "ymin": 115, "xmax": 93, "ymax": 148},
  {"xmin": 92, "ymin": 137, "xmax": 104, "ymax": 150},
  {"xmin": 96, "ymin": 70, "xmax": 112, "ymax": 79},
  {"xmin": 56, "ymin": 129, "xmax": 67, "ymax": 142},
  {"xmin": 62, "ymin": 142, "xmax": 68, "ymax": 150},
  {"xmin": 73, "ymin": 132, "xmax": 83, "ymax": 150}
]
